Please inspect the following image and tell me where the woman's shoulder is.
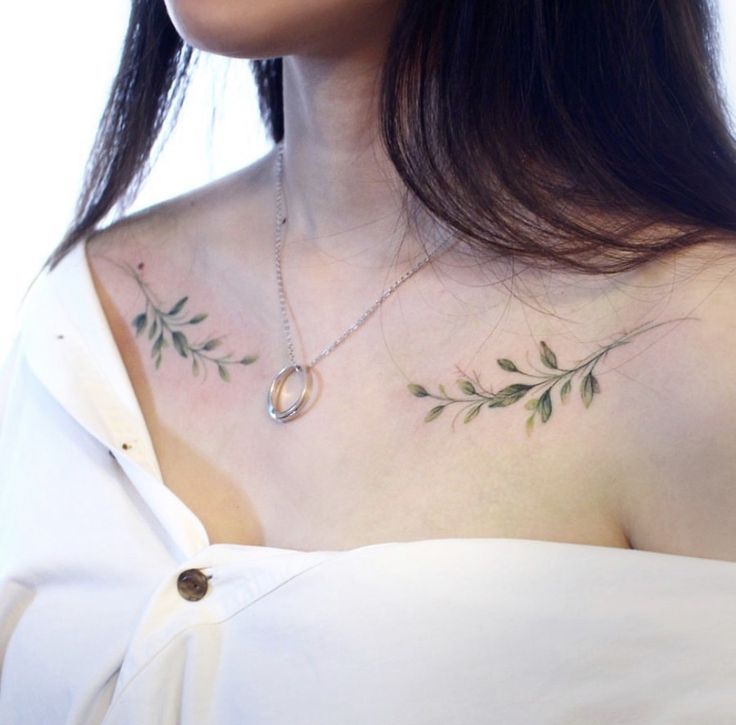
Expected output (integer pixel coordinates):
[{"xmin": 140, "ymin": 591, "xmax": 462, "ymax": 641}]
[
  {"xmin": 607, "ymin": 237, "xmax": 736, "ymax": 559},
  {"xmin": 86, "ymin": 149, "xmax": 276, "ymax": 269},
  {"xmin": 84, "ymin": 151, "xmax": 277, "ymax": 342}
]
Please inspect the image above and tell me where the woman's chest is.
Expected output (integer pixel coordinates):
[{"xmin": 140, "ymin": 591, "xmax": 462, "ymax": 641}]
[
  {"xmin": 136, "ymin": 334, "xmax": 633, "ymax": 551},
  {"xmin": 94, "ymin": 245, "xmax": 677, "ymax": 553}
]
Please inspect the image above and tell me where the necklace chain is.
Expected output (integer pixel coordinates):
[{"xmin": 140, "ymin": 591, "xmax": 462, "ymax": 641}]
[{"xmin": 273, "ymin": 139, "xmax": 455, "ymax": 369}]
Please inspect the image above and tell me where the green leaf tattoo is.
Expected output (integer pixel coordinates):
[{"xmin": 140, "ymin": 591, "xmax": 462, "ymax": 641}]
[
  {"xmin": 408, "ymin": 317, "xmax": 695, "ymax": 433},
  {"xmin": 118, "ymin": 260, "xmax": 259, "ymax": 381}
]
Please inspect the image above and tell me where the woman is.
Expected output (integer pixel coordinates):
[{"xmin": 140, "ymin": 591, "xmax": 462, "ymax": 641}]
[{"xmin": 2, "ymin": 0, "xmax": 736, "ymax": 721}]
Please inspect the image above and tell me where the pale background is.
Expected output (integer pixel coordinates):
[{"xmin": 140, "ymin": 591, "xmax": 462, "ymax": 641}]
[{"xmin": 1, "ymin": 1, "xmax": 735, "ymax": 361}]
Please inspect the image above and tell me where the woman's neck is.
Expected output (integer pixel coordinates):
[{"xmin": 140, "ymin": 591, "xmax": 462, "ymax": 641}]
[{"xmin": 280, "ymin": 38, "xmax": 453, "ymax": 271}]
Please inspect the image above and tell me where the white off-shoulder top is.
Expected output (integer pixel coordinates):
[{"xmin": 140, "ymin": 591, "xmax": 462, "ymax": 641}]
[{"xmin": 1, "ymin": 240, "xmax": 735, "ymax": 724}]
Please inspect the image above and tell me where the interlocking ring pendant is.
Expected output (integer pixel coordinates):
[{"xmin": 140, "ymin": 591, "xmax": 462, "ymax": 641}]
[{"xmin": 267, "ymin": 364, "xmax": 312, "ymax": 422}]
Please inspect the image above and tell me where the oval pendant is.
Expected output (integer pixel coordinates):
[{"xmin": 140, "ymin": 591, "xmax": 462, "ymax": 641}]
[{"xmin": 267, "ymin": 364, "xmax": 312, "ymax": 422}]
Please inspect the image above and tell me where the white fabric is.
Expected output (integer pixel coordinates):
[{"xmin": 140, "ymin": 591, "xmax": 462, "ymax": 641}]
[{"xmin": 2, "ymin": 240, "xmax": 736, "ymax": 724}]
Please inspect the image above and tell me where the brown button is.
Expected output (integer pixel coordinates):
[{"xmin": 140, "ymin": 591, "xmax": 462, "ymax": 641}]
[{"xmin": 177, "ymin": 568, "xmax": 209, "ymax": 601}]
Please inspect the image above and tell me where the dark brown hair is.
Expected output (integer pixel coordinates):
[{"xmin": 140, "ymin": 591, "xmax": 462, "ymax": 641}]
[{"xmin": 45, "ymin": 0, "xmax": 736, "ymax": 274}]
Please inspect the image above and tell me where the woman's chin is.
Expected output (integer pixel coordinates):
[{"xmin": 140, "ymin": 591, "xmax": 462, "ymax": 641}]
[
  {"xmin": 162, "ymin": 0, "xmax": 282, "ymax": 57},
  {"xmin": 161, "ymin": 0, "xmax": 395, "ymax": 59}
]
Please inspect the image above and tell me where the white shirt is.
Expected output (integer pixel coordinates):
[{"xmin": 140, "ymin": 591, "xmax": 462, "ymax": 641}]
[{"xmin": 2, "ymin": 239, "xmax": 736, "ymax": 724}]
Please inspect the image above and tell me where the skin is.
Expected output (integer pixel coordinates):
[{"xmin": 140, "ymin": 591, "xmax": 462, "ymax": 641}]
[
  {"xmin": 85, "ymin": 1, "xmax": 736, "ymax": 559},
  {"xmin": 163, "ymin": 0, "xmax": 428, "ymax": 269}
]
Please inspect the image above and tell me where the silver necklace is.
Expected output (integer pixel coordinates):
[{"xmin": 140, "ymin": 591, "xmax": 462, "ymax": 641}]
[{"xmin": 267, "ymin": 139, "xmax": 456, "ymax": 422}]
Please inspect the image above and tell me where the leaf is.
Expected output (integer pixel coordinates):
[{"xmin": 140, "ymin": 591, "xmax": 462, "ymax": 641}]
[
  {"xmin": 239, "ymin": 355, "xmax": 258, "ymax": 365},
  {"xmin": 497, "ymin": 358, "xmax": 519, "ymax": 372},
  {"xmin": 524, "ymin": 398, "xmax": 538, "ymax": 410},
  {"xmin": 217, "ymin": 364, "xmax": 231, "ymax": 382},
  {"xmin": 202, "ymin": 338, "xmax": 222, "ymax": 352},
  {"xmin": 192, "ymin": 356, "xmax": 200, "ymax": 376},
  {"xmin": 488, "ymin": 383, "xmax": 534, "ymax": 407},
  {"xmin": 539, "ymin": 341, "xmax": 558, "ymax": 369},
  {"xmin": 526, "ymin": 415, "xmax": 535, "ymax": 436},
  {"xmin": 154, "ymin": 353, "xmax": 162, "ymax": 370},
  {"xmin": 188, "ymin": 313, "xmax": 208, "ymax": 324},
  {"xmin": 538, "ymin": 389, "xmax": 552, "ymax": 423},
  {"xmin": 172, "ymin": 331, "xmax": 189, "ymax": 358},
  {"xmin": 438, "ymin": 384, "xmax": 448, "ymax": 397},
  {"xmin": 560, "ymin": 378, "xmax": 572, "ymax": 402},
  {"xmin": 463, "ymin": 404, "xmax": 482, "ymax": 424},
  {"xmin": 151, "ymin": 333, "xmax": 164, "ymax": 358},
  {"xmin": 581, "ymin": 372, "xmax": 595, "ymax": 408},
  {"xmin": 497, "ymin": 383, "xmax": 535, "ymax": 397},
  {"xmin": 148, "ymin": 318, "xmax": 158, "ymax": 340},
  {"xmin": 132, "ymin": 313, "xmax": 147, "ymax": 336},
  {"xmin": 424, "ymin": 405, "xmax": 445, "ymax": 422},
  {"xmin": 408, "ymin": 383, "xmax": 429, "ymax": 397},
  {"xmin": 168, "ymin": 296, "xmax": 189, "ymax": 316},
  {"xmin": 591, "ymin": 374, "xmax": 601, "ymax": 394},
  {"xmin": 457, "ymin": 379, "xmax": 476, "ymax": 395}
]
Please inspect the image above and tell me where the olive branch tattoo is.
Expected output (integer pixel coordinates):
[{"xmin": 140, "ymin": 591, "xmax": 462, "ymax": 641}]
[
  {"xmin": 118, "ymin": 260, "xmax": 259, "ymax": 382},
  {"xmin": 408, "ymin": 318, "xmax": 695, "ymax": 434}
]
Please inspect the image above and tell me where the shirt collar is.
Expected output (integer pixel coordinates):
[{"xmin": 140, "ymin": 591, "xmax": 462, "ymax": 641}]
[
  {"xmin": 19, "ymin": 239, "xmax": 162, "ymax": 478},
  {"xmin": 18, "ymin": 238, "xmax": 210, "ymax": 555}
]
